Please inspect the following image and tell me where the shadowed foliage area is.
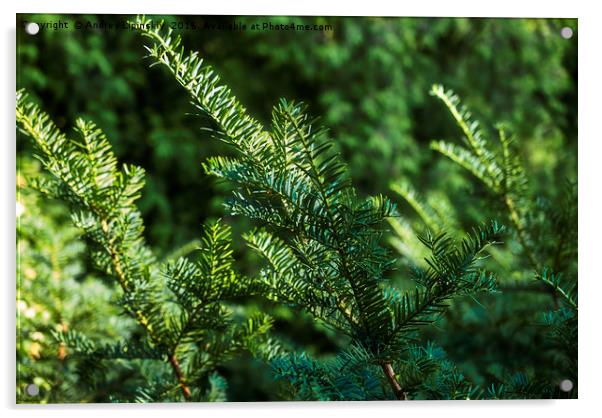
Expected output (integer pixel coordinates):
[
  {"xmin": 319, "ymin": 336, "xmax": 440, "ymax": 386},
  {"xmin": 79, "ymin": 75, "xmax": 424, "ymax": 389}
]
[{"xmin": 17, "ymin": 14, "xmax": 576, "ymax": 402}]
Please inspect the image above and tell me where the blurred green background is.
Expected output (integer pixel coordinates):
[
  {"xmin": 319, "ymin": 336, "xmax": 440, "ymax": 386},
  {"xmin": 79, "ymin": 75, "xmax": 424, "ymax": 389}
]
[{"xmin": 17, "ymin": 14, "xmax": 577, "ymax": 401}]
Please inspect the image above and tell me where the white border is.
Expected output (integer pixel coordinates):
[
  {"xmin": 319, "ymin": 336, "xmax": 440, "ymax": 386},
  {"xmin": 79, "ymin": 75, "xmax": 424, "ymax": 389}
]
[
  {"xmin": 3, "ymin": 1, "xmax": 600, "ymax": 417},
  {"xmin": 3, "ymin": 0, "xmax": 584, "ymax": 17}
]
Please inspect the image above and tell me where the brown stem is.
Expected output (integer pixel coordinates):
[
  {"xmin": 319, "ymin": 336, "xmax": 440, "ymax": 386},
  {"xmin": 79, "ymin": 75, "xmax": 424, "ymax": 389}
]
[
  {"xmin": 101, "ymin": 219, "xmax": 155, "ymax": 332},
  {"xmin": 381, "ymin": 362, "xmax": 406, "ymax": 400},
  {"xmin": 101, "ymin": 219, "xmax": 191, "ymax": 399},
  {"xmin": 169, "ymin": 354, "xmax": 192, "ymax": 400}
]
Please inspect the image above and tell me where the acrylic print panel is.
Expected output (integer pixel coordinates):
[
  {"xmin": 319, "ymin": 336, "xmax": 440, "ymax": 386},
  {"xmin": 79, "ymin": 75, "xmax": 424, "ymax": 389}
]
[{"xmin": 16, "ymin": 13, "xmax": 577, "ymax": 403}]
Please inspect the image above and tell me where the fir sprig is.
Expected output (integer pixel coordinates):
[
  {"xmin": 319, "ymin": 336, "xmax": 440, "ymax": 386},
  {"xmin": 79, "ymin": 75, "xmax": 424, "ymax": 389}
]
[
  {"xmin": 135, "ymin": 17, "xmax": 504, "ymax": 400},
  {"xmin": 16, "ymin": 90, "xmax": 278, "ymax": 401}
]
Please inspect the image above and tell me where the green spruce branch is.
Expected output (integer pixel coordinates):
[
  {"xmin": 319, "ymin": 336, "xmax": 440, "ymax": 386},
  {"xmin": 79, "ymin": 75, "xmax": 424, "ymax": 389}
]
[
  {"xmin": 428, "ymin": 84, "xmax": 578, "ymax": 311},
  {"xmin": 16, "ymin": 90, "xmax": 277, "ymax": 401},
  {"xmin": 135, "ymin": 16, "xmax": 504, "ymax": 400}
]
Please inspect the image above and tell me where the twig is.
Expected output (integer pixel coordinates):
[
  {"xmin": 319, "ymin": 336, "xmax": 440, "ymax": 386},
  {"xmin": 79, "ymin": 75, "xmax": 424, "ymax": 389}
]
[
  {"xmin": 381, "ymin": 362, "xmax": 406, "ymax": 400},
  {"xmin": 169, "ymin": 354, "xmax": 192, "ymax": 400}
]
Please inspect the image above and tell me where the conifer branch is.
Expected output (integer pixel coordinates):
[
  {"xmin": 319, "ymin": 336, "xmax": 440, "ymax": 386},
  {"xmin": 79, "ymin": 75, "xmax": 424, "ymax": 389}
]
[
  {"xmin": 169, "ymin": 354, "xmax": 192, "ymax": 399},
  {"xmin": 382, "ymin": 362, "xmax": 406, "ymax": 400},
  {"xmin": 135, "ymin": 18, "xmax": 506, "ymax": 400},
  {"xmin": 430, "ymin": 85, "xmax": 539, "ymax": 271},
  {"xmin": 497, "ymin": 127, "xmax": 540, "ymax": 272},
  {"xmin": 390, "ymin": 181, "xmax": 440, "ymax": 233},
  {"xmin": 428, "ymin": 85, "xmax": 580, "ymax": 313},
  {"xmin": 537, "ymin": 269, "xmax": 577, "ymax": 311},
  {"xmin": 16, "ymin": 89, "xmax": 275, "ymax": 402}
]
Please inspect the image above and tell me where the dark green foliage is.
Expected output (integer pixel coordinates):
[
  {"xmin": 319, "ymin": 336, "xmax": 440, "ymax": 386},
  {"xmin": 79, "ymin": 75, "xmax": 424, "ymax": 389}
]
[
  {"xmin": 387, "ymin": 342, "xmax": 486, "ymax": 400},
  {"xmin": 16, "ymin": 91, "xmax": 278, "ymax": 402},
  {"xmin": 271, "ymin": 346, "xmax": 387, "ymax": 401},
  {"xmin": 135, "ymin": 16, "xmax": 509, "ymax": 400},
  {"xmin": 234, "ymin": 17, "xmax": 576, "ymax": 197},
  {"xmin": 390, "ymin": 86, "xmax": 577, "ymax": 398},
  {"xmin": 17, "ymin": 15, "xmax": 576, "ymax": 252},
  {"xmin": 16, "ymin": 14, "xmax": 576, "ymax": 402},
  {"xmin": 17, "ymin": 14, "xmax": 223, "ymax": 252}
]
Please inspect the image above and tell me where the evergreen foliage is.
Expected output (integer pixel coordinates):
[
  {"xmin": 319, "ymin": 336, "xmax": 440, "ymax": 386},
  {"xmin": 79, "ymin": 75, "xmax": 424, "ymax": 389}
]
[
  {"xmin": 429, "ymin": 84, "xmax": 577, "ymax": 307},
  {"xmin": 16, "ymin": 91, "xmax": 279, "ymax": 402},
  {"xmin": 17, "ymin": 158, "xmax": 139, "ymax": 402},
  {"xmin": 15, "ymin": 15, "xmax": 577, "ymax": 402},
  {"xmin": 135, "ymin": 16, "xmax": 506, "ymax": 400},
  {"xmin": 17, "ymin": 15, "xmax": 576, "ymax": 226},
  {"xmin": 389, "ymin": 85, "xmax": 577, "ymax": 398}
]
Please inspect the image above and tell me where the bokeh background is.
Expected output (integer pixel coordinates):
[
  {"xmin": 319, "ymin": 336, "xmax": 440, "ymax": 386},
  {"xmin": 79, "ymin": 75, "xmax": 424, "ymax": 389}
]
[{"xmin": 17, "ymin": 15, "xmax": 577, "ymax": 402}]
